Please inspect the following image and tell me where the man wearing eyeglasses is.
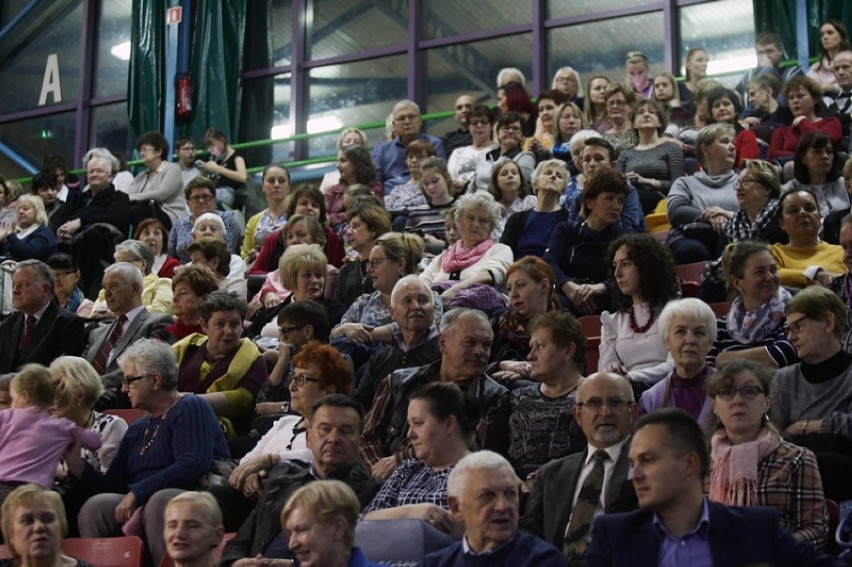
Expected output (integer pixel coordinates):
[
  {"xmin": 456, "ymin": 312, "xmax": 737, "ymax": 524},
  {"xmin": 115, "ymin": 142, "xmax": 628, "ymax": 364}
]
[{"xmin": 521, "ymin": 372, "xmax": 638, "ymax": 562}]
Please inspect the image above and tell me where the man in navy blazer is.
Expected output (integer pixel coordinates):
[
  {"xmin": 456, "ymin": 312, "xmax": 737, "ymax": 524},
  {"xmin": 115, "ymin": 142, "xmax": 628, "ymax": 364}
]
[
  {"xmin": 583, "ymin": 409, "xmax": 844, "ymax": 567},
  {"xmin": 521, "ymin": 372, "xmax": 638, "ymax": 549},
  {"xmin": 0, "ymin": 260, "xmax": 84, "ymax": 372}
]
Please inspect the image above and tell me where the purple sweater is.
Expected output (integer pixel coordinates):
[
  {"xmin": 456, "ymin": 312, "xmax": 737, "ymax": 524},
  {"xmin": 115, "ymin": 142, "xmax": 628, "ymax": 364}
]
[{"xmin": 0, "ymin": 406, "xmax": 101, "ymax": 488}]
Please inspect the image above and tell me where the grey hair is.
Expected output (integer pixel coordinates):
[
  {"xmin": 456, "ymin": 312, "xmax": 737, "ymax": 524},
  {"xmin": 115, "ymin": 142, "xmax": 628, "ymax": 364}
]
[
  {"xmin": 568, "ymin": 129, "xmax": 601, "ymax": 154},
  {"xmin": 390, "ymin": 274, "xmax": 432, "ymax": 305},
  {"xmin": 454, "ymin": 191, "xmax": 502, "ymax": 233},
  {"xmin": 392, "ymin": 99, "xmax": 421, "ymax": 117},
  {"xmin": 16, "ymin": 195, "xmax": 49, "ymax": 227},
  {"xmin": 440, "ymin": 308, "xmax": 490, "ymax": 337},
  {"xmin": 551, "ymin": 66, "xmax": 584, "ymax": 96},
  {"xmin": 577, "ymin": 372, "xmax": 635, "ymax": 403},
  {"xmin": 497, "ymin": 67, "xmax": 526, "ymax": 87},
  {"xmin": 114, "ymin": 240, "xmax": 154, "ymax": 276},
  {"xmin": 531, "ymin": 159, "xmax": 570, "ymax": 190},
  {"xmin": 117, "ymin": 338, "xmax": 179, "ymax": 390},
  {"xmin": 658, "ymin": 297, "xmax": 718, "ymax": 345},
  {"xmin": 16, "ymin": 259, "xmax": 54, "ymax": 293},
  {"xmin": 448, "ymin": 451, "xmax": 519, "ymax": 498},
  {"xmin": 193, "ymin": 212, "xmax": 226, "ymax": 234},
  {"xmin": 82, "ymin": 148, "xmax": 120, "ymax": 174},
  {"xmin": 104, "ymin": 262, "xmax": 144, "ymax": 290}
]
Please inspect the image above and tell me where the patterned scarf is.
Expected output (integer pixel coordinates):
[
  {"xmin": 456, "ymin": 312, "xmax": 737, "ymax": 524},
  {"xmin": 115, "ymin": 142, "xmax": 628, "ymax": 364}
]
[
  {"xmin": 496, "ymin": 309, "xmax": 532, "ymax": 355},
  {"xmin": 441, "ymin": 238, "xmax": 494, "ymax": 274},
  {"xmin": 709, "ymin": 427, "xmax": 780, "ymax": 506},
  {"xmin": 704, "ymin": 199, "xmax": 780, "ymax": 284},
  {"xmin": 725, "ymin": 287, "xmax": 790, "ymax": 345},
  {"xmin": 63, "ymin": 287, "xmax": 85, "ymax": 314}
]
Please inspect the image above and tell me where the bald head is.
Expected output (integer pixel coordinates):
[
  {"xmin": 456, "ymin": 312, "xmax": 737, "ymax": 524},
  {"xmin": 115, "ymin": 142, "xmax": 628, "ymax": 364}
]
[
  {"xmin": 834, "ymin": 50, "xmax": 852, "ymax": 92},
  {"xmin": 573, "ymin": 372, "xmax": 635, "ymax": 448}
]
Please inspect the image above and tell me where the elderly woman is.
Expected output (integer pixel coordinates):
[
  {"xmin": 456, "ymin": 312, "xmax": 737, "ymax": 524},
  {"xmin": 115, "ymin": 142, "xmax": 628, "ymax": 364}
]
[
  {"xmin": 47, "ymin": 253, "xmax": 94, "ymax": 318},
  {"xmin": 771, "ymin": 188, "xmax": 845, "ymax": 288},
  {"xmin": 421, "ymin": 192, "xmax": 512, "ymax": 309},
  {"xmin": 249, "ymin": 184, "xmax": 346, "ymax": 274},
  {"xmin": 488, "ymin": 160, "xmax": 537, "ymax": 219},
  {"xmin": 701, "ymin": 159, "xmax": 788, "ymax": 301},
  {"xmin": 600, "ymin": 234, "xmax": 679, "ymax": 386},
  {"xmin": 741, "ymin": 74, "xmax": 793, "ymax": 146},
  {"xmin": 550, "ymin": 102, "xmax": 586, "ymax": 171},
  {"xmin": 637, "ymin": 298, "xmax": 716, "ymax": 427},
  {"xmin": 199, "ymin": 128, "xmax": 248, "ymax": 209},
  {"xmin": 362, "ymin": 382, "xmax": 471, "ymax": 535},
  {"xmin": 616, "ymin": 98, "xmax": 686, "ymax": 214},
  {"xmin": 706, "ymin": 87, "xmax": 760, "ymax": 168},
  {"xmin": 545, "ymin": 168, "xmax": 629, "ymax": 315},
  {"xmin": 192, "ymin": 212, "xmax": 244, "ymax": 280},
  {"xmin": 168, "ymin": 177, "xmax": 241, "ymax": 264},
  {"xmin": 666, "ymin": 123, "xmax": 739, "ymax": 264},
  {"xmin": 135, "ymin": 218, "xmax": 180, "ymax": 279},
  {"xmin": 172, "ymin": 291, "xmax": 267, "ymax": 438},
  {"xmin": 602, "ymin": 83, "xmax": 637, "ymax": 154},
  {"xmin": 127, "ymin": 132, "xmax": 186, "ymax": 228},
  {"xmin": 707, "ymin": 359, "xmax": 828, "ymax": 547},
  {"xmin": 767, "ymin": 76, "xmax": 842, "ymax": 165},
  {"xmin": 163, "ymin": 492, "xmax": 225, "ymax": 567},
  {"xmin": 552, "ymin": 66, "xmax": 584, "ymax": 106},
  {"xmin": 90, "ymin": 240, "xmax": 173, "ymax": 318},
  {"xmin": 772, "ymin": 285, "xmax": 852, "ymax": 502},
  {"xmin": 214, "ymin": 343, "xmax": 352, "ymax": 529},
  {"xmin": 584, "ymin": 75, "xmax": 611, "ymax": 133},
  {"xmin": 783, "ymin": 132, "xmax": 849, "ymax": 218},
  {"xmin": 50, "ymin": 356, "xmax": 128, "ymax": 474},
  {"xmin": 333, "ymin": 198, "xmax": 392, "ymax": 306},
  {"xmin": 74, "ymin": 339, "xmax": 229, "ymax": 566},
  {"xmin": 0, "ymin": 194, "xmax": 57, "ymax": 261},
  {"xmin": 808, "ymin": 20, "xmax": 850, "ymax": 95},
  {"xmin": 241, "ymin": 164, "xmax": 290, "ymax": 263},
  {"xmin": 326, "ymin": 146, "xmax": 382, "ymax": 229},
  {"xmin": 447, "ymin": 105, "xmax": 497, "ymax": 192},
  {"xmin": 157, "ymin": 265, "xmax": 220, "ymax": 343},
  {"xmin": 708, "ymin": 241, "xmax": 797, "ymax": 370},
  {"xmin": 490, "ymin": 257, "xmax": 560, "ymax": 383},
  {"xmin": 0, "ymin": 485, "xmax": 90, "ymax": 567},
  {"xmin": 188, "ymin": 238, "xmax": 246, "ymax": 299},
  {"xmin": 508, "ymin": 311, "xmax": 587, "ymax": 479}
]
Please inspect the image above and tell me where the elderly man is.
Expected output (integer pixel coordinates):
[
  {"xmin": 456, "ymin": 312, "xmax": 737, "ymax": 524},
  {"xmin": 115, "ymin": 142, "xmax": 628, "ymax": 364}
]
[
  {"xmin": 828, "ymin": 50, "xmax": 852, "ymax": 151},
  {"xmin": 0, "ymin": 259, "xmax": 84, "ymax": 372},
  {"xmin": 583, "ymin": 409, "xmax": 843, "ymax": 567},
  {"xmin": 360, "ymin": 308, "xmax": 510, "ymax": 479},
  {"xmin": 442, "ymin": 94, "xmax": 476, "ymax": 158},
  {"xmin": 736, "ymin": 32, "xmax": 805, "ymax": 108},
  {"xmin": 83, "ymin": 262, "xmax": 172, "ymax": 404},
  {"xmin": 220, "ymin": 394, "xmax": 381, "ymax": 567},
  {"xmin": 353, "ymin": 275, "xmax": 441, "ymax": 411},
  {"xmin": 424, "ymin": 451, "xmax": 563, "ymax": 566},
  {"xmin": 521, "ymin": 372, "xmax": 638, "ymax": 562},
  {"xmin": 372, "ymin": 99, "xmax": 446, "ymax": 195}
]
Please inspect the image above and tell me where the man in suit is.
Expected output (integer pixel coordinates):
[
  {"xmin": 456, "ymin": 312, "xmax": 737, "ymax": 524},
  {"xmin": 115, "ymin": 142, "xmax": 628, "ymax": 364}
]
[
  {"xmin": 84, "ymin": 262, "xmax": 171, "ymax": 405},
  {"xmin": 0, "ymin": 259, "xmax": 84, "ymax": 372},
  {"xmin": 582, "ymin": 409, "xmax": 844, "ymax": 567},
  {"xmin": 828, "ymin": 50, "xmax": 852, "ymax": 152},
  {"xmin": 521, "ymin": 372, "xmax": 637, "ymax": 560}
]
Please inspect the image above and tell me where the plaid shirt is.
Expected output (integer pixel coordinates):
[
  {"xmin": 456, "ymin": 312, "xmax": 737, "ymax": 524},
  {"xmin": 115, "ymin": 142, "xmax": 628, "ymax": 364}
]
[
  {"xmin": 704, "ymin": 199, "xmax": 780, "ymax": 284},
  {"xmin": 362, "ymin": 459, "xmax": 451, "ymax": 514}
]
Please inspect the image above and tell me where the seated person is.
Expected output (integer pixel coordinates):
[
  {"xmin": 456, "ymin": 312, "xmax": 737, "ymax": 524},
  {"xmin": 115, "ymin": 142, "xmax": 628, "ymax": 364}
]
[
  {"xmin": 157, "ymin": 264, "xmax": 220, "ymax": 344},
  {"xmin": 708, "ymin": 241, "xmax": 797, "ymax": 369},
  {"xmin": 385, "ymin": 139, "xmax": 435, "ymax": 213},
  {"xmin": 47, "ymin": 253, "xmax": 94, "ymax": 318},
  {"xmin": 707, "ymin": 359, "xmax": 828, "ymax": 547},
  {"xmin": 172, "ymin": 290, "xmax": 268, "ymax": 438},
  {"xmin": 241, "ymin": 164, "xmax": 289, "ymax": 264},
  {"xmin": 192, "ymin": 212, "xmax": 245, "ymax": 280},
  {"xmin": 325, "ymin": 146, "xmax": 383, "ymax": 229},
  {"xmin": 782, "ymin": 132, "xmax": 849, "ymax": 218},
  {"xmin": 446, "ymin": 105, "xmax": 497, "ymax": 193},
  {"xmin": 404, "ymin": 157, "xmax": 457, "ymax": 256},
  {"xmin": 188, "ymin": 238, "xmax": 247, "ymax": 299},
  {"xmin": 135, "ymin": 218, "xmax": 181, "ymax": 279},
  {"xmin": 89, "ymin": 239, "xmax": 173, "ymax": 318},
  {"xmin": 767, "ymin": 76, "xmax": 842, "ymax": 165},
  {"xmin": 771, "ymin": 188, "xmax": 845, "ymax": 287},
  {"xmin": 0, "ymin": 194, "xmax": 57, "ymax": 262},
  {"xmin": 705, "ymin": 87, "xmax": 760, "ymax": 168},
  {"xmin": 740, "ymin": 73, "xmax": 794, "ymax": 147},
  {"xmin": 127, "ymin": 131, "xmax": 186, "ymax": 228},
  {"xmin": 168, "ymin": 176, "xmax": 241, "ymax": 263},
  {"xmin": 162, "ymin": 492, "xmax": 226, "ymax": 567}
]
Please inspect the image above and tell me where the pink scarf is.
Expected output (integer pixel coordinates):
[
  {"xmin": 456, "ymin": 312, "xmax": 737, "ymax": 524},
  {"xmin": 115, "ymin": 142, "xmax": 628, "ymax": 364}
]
[
  {"xmin": 709, "ymin": 427, "xmax": 780, "ymax": 506},
  {"xmin": 441, "ymin": 238, "xmax": 494, "ymax": 274}
]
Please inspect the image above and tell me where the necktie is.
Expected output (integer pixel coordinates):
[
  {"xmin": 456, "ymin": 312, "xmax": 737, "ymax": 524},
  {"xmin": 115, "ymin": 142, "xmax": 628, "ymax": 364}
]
[
  {"xmin": 837, "ymin": 92, "xmax": 852, "ymax": 114},
  {"xmin": 20, "ymin": 315, "xmax": 36, "ymax": 351},
  {"xmin": 564, "ymin": 449, "xmax": 609, "ymax": 563},
  {"xmin": 92, "ymin": 315, "xmax": 126, "ymax": 374}
]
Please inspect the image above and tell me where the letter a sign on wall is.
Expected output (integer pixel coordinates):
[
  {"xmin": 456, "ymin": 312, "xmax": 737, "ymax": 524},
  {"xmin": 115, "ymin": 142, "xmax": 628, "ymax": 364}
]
[{"xmin": 38, "ymin": 53, "xmax": 62, "ymax": 106}]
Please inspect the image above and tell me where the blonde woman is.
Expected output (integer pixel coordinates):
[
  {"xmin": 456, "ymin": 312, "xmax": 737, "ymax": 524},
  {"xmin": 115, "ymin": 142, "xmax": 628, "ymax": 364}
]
[{"xmin": 0, "ymin": 194, "xmax": 57, "ymax": 261}]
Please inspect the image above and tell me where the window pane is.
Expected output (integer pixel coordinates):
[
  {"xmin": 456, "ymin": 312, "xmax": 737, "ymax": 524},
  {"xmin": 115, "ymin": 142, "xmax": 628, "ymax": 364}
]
[
  {"xmin": 0, "ymin": 2, "xmax": 82, "ymax": 114},
  {"xmin": 307, "ymin": 55, "xmax": 408, "ymax": 158},
  {"xmin": 548, "ymin": 0, "xmax": 655, "ymax": 19},
  {"xmin": 241, "ymin": 74, "xmax": 292, "ymax": 166},
  {"xmin": 90, "ymin": 103, "xmax": 134, "ymax": 159},
  {"xmin": 547, "ymin": 12, "xmax": 664, "ymax": 93},
  {"xmin": 269, "ymin": 0, "xmax": 293, "ymax": 68},
  {"xmin": 0, "ymin": 111, "xmax": 77, "ymax": 178},
  {"xmin": 425, "ymin": 34, "xmax": 532, "ymax": 138},
  {"xmin": 308, "ymin": 0, "xmax": 407, "ymax": 61},
  {"xmin": 0, "ymin": 0, "xmax": 32, "ymax": 27},
  {"xmin": 94, "ymin": 0, "xmax": 132, "ymax": 97},
  {"xmin": 422, "ymin": 0, "xmax": 532, "ymax": 38},
  {"xmin": 679, "ymin": 0, "xmax": 755, "ymax": 84}
]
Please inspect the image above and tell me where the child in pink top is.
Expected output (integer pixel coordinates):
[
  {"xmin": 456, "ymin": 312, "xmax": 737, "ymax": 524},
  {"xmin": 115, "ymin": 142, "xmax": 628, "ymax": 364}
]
[{"xmin": 0, "ymin": 364, "xmax": 101, "ymax": 503}]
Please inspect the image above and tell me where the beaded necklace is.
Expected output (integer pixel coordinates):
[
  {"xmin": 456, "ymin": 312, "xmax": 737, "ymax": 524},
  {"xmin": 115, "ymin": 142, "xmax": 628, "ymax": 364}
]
[
  {"xmin": 629, "ymin": 304, "xmax": 657, "ymax": 334},
  {"xmin": 139, "ymin": 395, "xmax": 180, "ymax": 455}
]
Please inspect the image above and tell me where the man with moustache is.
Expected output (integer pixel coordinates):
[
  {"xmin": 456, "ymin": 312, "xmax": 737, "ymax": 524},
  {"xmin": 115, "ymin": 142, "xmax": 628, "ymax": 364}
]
[
  {"xmin": 521, "ymin": 372, "xmax": 638, "ymax": 563},
  {"xmin": 359, "ymin": 308, "xmax": 511, "ymax": 479}
]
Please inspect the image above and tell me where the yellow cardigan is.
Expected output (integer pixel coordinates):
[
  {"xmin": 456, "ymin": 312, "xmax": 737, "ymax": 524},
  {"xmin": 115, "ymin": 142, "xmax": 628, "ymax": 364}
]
[{"xmin": 770, "ymin": 241, "xmax": 846, "ymax": 287}]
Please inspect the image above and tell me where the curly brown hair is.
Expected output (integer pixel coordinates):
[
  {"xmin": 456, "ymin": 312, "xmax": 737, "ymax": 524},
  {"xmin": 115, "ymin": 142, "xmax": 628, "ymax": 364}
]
[{"xmin": 607, "ymin": 233, "xmax": 679, "ymax": 312}]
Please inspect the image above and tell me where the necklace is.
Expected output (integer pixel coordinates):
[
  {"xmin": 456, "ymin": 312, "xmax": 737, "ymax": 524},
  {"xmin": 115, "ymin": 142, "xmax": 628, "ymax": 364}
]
[
  {"xmin": 139, "ymin": 395, "xmax": 179, "ymax": 455},
  {"xmin": 629, "ymin": 304, "xmax": 656, "ymax": 334}
]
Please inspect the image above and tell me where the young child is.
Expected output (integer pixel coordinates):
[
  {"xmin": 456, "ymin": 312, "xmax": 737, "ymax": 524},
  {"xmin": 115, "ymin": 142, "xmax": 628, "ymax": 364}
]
[{"xmin": 0, "ymin": 364, "xmax": 101, "ymax": 504}]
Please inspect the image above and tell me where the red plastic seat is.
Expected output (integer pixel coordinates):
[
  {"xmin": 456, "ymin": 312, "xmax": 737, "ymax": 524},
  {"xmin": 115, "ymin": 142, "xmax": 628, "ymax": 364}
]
[{"xmin": 1, "ymin": 537, "xmax": 145, "ymax": 566}]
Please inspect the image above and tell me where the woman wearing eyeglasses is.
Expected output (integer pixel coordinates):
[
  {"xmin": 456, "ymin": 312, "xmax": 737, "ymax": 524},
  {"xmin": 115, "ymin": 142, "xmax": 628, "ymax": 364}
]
[
  {"xmin": 215, "ymin": 343, "xmax": 351, "ymax": 530},
  {"xmin": 168, "ymin": 177, "xmax": 241, "ymax": 264},
  {"xmin": 707, "ymin": 359, "xmax": 828, "ymax": 546},
  {"xmin": 602, "ymin": 83, "xmax": 637, "ymax": 155}
]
